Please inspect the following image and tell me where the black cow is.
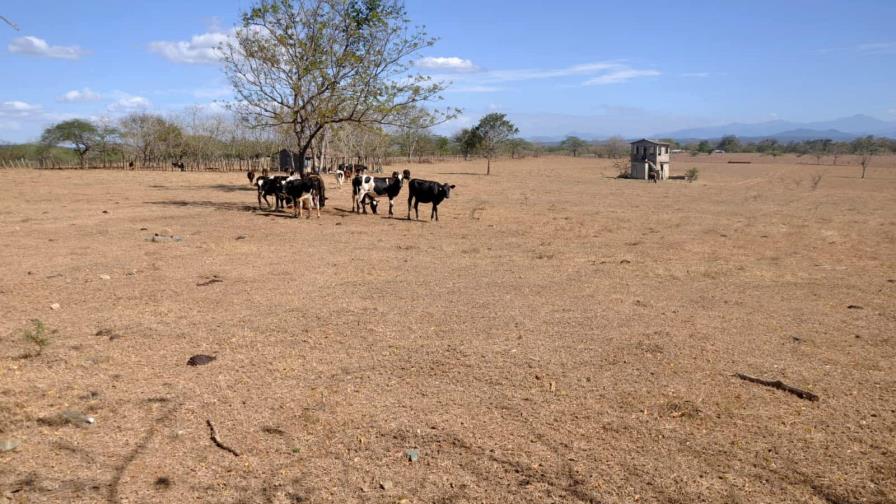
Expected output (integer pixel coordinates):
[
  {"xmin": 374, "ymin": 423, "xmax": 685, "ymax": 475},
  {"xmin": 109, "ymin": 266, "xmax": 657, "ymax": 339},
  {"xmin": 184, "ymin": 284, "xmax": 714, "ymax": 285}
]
[
  {"xmin": 353, "ymin": 169, "xmax": 411, "ymax": 216},
  {"xmin": 172, "ymin": 161, "xmax": 186, "ymax": 172},
  {"xmin": 407, "ymin": 179, "xmax": 455, "ymax": 221},
  {"xmin": 246, "ymin": 169, "xmax": 256, "ymax": 185},
  {"xmin": 256, "ymin": 175, "xmax": 287, "ymax": 209}
]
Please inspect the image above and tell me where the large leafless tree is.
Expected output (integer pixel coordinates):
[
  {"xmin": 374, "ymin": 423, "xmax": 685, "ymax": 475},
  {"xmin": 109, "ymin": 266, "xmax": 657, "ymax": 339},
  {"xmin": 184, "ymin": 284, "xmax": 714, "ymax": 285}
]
[{"xmin": 221, "ymin": 0, "xmax": 454, "ymax": 174}]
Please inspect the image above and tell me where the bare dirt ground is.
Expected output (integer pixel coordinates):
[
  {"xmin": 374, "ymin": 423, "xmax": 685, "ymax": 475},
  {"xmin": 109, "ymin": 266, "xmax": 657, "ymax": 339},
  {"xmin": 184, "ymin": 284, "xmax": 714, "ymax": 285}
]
[{"xmin": 1, "ymin": 155, "xmax": 894, "ymax": 504}]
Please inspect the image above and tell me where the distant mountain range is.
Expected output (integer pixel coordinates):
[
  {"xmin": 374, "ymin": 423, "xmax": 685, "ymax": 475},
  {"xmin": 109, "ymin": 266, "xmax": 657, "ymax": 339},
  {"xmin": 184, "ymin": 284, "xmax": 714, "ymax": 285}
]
[
  {"xmin": 526, "ymin": 114, "xmax": 896, "ymax": 144},
  {"xmin": 654, "ymin": 115, "xmax": 896, "ymax": 142}
]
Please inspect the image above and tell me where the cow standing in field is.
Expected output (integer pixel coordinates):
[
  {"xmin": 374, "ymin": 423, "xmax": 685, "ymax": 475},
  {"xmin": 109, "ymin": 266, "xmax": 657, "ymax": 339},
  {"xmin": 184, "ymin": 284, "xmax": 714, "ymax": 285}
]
[
  {"xmin": 407, "ymin": 179, "xmax": 455, "ymax": 221},
  {"xmin": 353, "ymin": 169, "xmax": 411, "ymax": 216},
  {"xmin": 282, "ymin": 177, "xmax": 320, "ymax": 218},
  {"xmin": 247, "ymin": 169, "xmax": 256, "ymax": 185},
  {"xmin": 256, "ymin": 175, "xmax": 288, "ymax": 210}
]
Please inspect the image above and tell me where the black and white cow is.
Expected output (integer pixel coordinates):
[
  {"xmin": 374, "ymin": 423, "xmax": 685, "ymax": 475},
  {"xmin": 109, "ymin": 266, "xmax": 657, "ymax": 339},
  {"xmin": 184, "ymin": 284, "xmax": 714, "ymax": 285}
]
[
  {"xmin": 352, "ymin": 169, "xmax": 411, "ymax": 216},
  {"xmin": 256, "ymin": 175, "xmax": 288, "ymax": 210},
  {"xmin": 407, "ymin": 179, "xmax": 455, "ymax": 221},
  {"xmin": 282, "ymin": 177, "xmax": 320, "ymax": 218}
]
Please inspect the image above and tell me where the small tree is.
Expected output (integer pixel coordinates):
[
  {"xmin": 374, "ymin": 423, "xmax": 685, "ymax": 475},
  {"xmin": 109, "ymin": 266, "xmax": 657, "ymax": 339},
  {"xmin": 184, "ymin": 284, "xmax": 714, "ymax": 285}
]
[
  {"xmin": 716, "ymin": 135, "xmax": 741, "ymax": 152},
  {"xmin": 94, "ymin": 119, "xmax": 121, "ymax": 168},
  {"xmin": 830, "ymin": 142, "xmax": 848, "ymax": 166},
  {"xmin": 454, "ymin": 128, "xmax": 482, "ymax": 161},
  {"xmin": 473, "ymin": 113, "xmax": 518, "ymax": 175},
  {"xmin": 41, "ymin": 119, "xmax": 98, "ymax": 168},
  {"xmin": 506, "ymin": 138, "xmax": 530, "ymax": 159},
  {"xmin": 560, "ymin": 136, "xmax": 587, "ymax": 157},
  {"xmin": 697, "ymin": 140, "xmax": 713, "ymax": 154},
  {"xmin": 852, "ymin": 136, "xmax": 878, "ymax": 179},
  {"xmin": 603, "ymin": 136, "xmax": 628, "ymax": 159}
]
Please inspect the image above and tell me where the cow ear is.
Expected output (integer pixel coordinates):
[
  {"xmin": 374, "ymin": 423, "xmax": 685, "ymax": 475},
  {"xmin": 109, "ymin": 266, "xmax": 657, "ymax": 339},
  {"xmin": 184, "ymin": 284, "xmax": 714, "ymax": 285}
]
[{"xmin": 449, "ymin": 185, "xmax": 456, "ymax": 189}]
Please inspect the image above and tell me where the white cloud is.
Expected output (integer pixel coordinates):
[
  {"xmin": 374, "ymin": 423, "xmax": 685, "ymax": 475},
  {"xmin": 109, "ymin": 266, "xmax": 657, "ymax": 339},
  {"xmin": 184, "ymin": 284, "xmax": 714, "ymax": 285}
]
[
  {"xmin": 857, "ymin": 42, "xmax": 896, "ymax": 54},
  {"xmin": 681, "ymin": 72, "xmax": 711, "ymax": 78},
  {"xmin": 148, "ymin": 31, "xmax": 231, "ymax": 64},
  {"xmin": 426, "ymin": 61, "xmax": 660, "ymax": 89},
  {"xmin": 8, "ymin": 36, "xmax": 87, "ymax": 59},
  {"xmin": 108, "ymin": 96, "xmax": 151, "ymax": 112},
  {"xmin": 416, "ymin": 56, "xmax": 477, "ymax": 72},
  {"xmin": 59, "ymin": 88, "xmax": 102, "ymax": 102},
  {"xmin": 1, "ymin": 101, "xmax": 42, "ymax": 116},
  {"xmin": 584, "ymin": 68, "xmax": 661, "ymax": 85}
]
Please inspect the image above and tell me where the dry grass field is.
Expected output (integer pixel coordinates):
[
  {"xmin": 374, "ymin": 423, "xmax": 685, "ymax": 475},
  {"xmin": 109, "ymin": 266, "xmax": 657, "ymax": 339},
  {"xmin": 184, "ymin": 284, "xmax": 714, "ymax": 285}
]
[{"xmin": 1, "ymin": 155, "xmax": 894, "ymax": 504}]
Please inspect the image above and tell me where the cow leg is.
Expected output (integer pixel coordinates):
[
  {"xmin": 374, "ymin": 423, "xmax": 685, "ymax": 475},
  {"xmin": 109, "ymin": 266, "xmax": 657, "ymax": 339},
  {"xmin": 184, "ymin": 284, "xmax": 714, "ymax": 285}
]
[
  {"xmin": 388, "ymin": 198, "xmax": 394, "ymax": 217},
  {"xmin": 414, "ymin": 201, "xmax": 420, "ymax": 220},
  {"xmin": 431, "ymin": 204, "xmax": 436, "ymax": 221},
  {"xmin": 407, "ymin": 196, "xmax": 413, "ymax": 220}
]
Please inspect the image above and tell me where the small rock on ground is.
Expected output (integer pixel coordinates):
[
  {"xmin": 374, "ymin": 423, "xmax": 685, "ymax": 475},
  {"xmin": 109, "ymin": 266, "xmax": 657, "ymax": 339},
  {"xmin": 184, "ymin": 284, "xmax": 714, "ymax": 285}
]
[
  {"xmin": 187, "ymin": 354, "xmax": 216, "ymax": 366},
  {"xmin": 0, "ymin": 438, "xmax": 21, "ymax": 452},
  {"xmin": 38, "ymin": 410, "xmax": 95, "ymax": 427}
]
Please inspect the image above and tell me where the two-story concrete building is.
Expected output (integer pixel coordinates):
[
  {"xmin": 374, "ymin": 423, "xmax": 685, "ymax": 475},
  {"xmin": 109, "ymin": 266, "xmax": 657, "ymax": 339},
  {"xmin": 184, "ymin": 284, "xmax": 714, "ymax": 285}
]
[{"xmin": 629, "ymin": 139, "xmax": 671, "ymax": 180}]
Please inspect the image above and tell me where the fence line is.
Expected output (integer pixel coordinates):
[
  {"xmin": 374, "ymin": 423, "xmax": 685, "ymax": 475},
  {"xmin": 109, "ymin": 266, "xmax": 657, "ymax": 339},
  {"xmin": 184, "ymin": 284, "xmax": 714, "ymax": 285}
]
[{"xmin": 0, "ymin": 155, "xmax": 470, "ymax": 171}]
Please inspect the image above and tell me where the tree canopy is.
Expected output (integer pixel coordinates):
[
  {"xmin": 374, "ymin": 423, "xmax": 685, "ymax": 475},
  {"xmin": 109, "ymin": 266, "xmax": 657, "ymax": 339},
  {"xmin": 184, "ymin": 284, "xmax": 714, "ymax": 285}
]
[
  {"xmin": 560, "ymin": 136, "xmax": 587, "ymax": 157},
  {"xmin": 473, "ymin": 113, "xmax": 518, "ymax": 175},
  {"xmin": 40, "ymin": 119, "xmax": 98, "ymax": 168},
  {"xmin": 222, "ymin": 0, "xmax": 455, "ymax": 174}
]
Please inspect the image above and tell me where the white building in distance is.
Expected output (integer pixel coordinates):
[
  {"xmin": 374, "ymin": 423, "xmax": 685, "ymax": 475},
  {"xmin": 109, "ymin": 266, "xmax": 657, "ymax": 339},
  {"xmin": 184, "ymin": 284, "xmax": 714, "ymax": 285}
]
[{"xmin": 630, "ymin": 139, "xmax": 671, "ymax": 180}]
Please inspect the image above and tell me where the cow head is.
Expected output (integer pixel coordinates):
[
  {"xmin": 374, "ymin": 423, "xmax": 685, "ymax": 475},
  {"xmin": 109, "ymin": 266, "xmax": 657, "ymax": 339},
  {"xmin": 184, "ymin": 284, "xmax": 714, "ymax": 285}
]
[
  {"xmin": 402, "ymin": 169, "xmax": 411, "ymax": 181},
  {"xmin": 442, "ymin": 183, "xmax": 456, "ymax": 198}
]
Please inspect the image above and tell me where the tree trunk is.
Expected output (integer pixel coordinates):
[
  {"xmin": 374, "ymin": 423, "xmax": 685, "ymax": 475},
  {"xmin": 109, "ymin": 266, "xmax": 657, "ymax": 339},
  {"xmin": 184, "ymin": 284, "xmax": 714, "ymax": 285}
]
[{"xmin": 486, "ymin": 157, "xmax": 491, "ymax": 176}]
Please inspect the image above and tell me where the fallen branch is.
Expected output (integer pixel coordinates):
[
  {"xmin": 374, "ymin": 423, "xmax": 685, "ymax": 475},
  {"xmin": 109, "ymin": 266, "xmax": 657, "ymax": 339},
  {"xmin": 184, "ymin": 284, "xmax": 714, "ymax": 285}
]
[
  {"xmin": 207, "ymin": 419, "xmax": 240, "ymax": 457},
  {"xmin": 735, "ymin": 373, "xmax": 819, "ymax": 402}
]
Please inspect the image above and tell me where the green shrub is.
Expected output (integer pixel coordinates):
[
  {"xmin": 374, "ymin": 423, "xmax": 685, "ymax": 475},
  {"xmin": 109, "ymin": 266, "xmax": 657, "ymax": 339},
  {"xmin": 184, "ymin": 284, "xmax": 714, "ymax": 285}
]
[
  {"xmin": 685, "ymin": 167, "xmax": 700, "ymax": 183},
  {"xmin": 21, "ymin": 319, "xmax": 51, "ymax": 357}
]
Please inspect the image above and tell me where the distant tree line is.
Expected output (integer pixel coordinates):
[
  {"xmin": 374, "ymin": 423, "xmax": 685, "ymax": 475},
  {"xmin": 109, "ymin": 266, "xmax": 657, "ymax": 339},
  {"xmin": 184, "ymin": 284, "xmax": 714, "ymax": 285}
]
[
  {"xmin": 535, "ymin": 134, "xmax": 896, "ymax": 165},
  {"xmin": 677, "ymin": 134, "xmax": 896, "ymax": 159},
  {"xmin": 0, "ymin": 109, "xmax": 536, "ymax": 170}
]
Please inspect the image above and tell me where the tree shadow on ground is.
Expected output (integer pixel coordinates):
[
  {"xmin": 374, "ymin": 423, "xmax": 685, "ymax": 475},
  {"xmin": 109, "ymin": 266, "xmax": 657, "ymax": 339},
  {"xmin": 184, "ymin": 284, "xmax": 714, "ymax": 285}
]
[
  {"xmin": 148, "ymin": 200, "xmax": 311, "ymax": 219},
  {"xmin": 148, "ymin": 184, "xmax": 255, "ymax": 193},
  {"xmin": 148, "ymin": 200, "xmax": 262, "ymax": 213}
]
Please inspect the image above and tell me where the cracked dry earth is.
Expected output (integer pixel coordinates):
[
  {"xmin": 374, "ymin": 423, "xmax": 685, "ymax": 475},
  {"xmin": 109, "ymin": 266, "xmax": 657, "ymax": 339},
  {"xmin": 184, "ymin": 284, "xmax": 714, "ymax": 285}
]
[{"xmin": 1, "ymin": 155, "xmax": 894, "ymax": 503}]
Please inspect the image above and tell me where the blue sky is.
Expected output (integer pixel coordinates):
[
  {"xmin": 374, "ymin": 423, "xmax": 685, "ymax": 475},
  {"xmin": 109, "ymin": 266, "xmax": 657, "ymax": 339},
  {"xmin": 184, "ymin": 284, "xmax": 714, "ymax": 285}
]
[{"xmin": 1, "ymin": 0, "xmax": 895, "ymax": 142}]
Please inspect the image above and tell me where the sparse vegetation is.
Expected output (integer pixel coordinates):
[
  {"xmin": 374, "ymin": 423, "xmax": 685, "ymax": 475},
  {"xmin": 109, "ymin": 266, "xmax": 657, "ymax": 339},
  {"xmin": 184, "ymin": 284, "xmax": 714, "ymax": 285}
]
[
  {"xmin": 614, "ymin": 159, "xmax": 629, "ymax": 178},
  {"xmin": 685, "ymin": 167, "xmax": 700, "ymax": 183},
  {"xmin": 810, "ymin": 173, "xmax": 823, "ymax": 191},
  {"xmin": 21, "ymin": 319, "xmax": 51, "ymax": 357}
]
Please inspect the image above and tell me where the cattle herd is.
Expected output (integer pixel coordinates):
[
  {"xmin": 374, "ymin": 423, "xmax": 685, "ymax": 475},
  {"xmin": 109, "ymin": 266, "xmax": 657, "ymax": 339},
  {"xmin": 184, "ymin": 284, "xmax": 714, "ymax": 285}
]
[{"xmin": 248, "ymin": 165, "xmax": 455, "ymax": 221}]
